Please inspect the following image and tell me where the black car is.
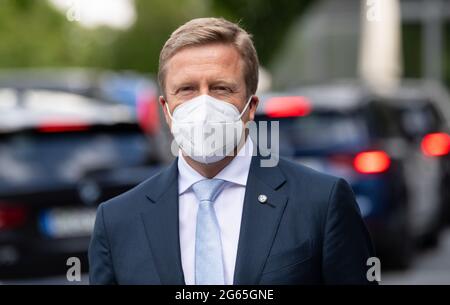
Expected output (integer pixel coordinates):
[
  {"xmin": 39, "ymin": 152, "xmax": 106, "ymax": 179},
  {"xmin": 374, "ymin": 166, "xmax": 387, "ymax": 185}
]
[
  {"xmin": 254, "ymin": 83, "xmax": 445, "ymax": 268},
  {"xmin": 387, "ymin": 83, "xmax": 450, "ymax": 239},
  {"xmin": 0, "ymin": 88, "xmax": 161, "ymax": 277}
]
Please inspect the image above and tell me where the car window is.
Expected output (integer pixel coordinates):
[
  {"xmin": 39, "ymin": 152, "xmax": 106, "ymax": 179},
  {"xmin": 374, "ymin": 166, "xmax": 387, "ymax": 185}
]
[
  {"xmin": 365, "ymin": 101, "xmax": 402, "ymax": 138},
  {"xmin": 0, "ymin": 130, "xmax": 151, "ymax": 190},
  {"xmin": 397, "ymin": 100, "xmax": 443, "ymax": 139},
  {"xmin": 256, "ymin": 112, "xmax": 369, "ymax": 155}
]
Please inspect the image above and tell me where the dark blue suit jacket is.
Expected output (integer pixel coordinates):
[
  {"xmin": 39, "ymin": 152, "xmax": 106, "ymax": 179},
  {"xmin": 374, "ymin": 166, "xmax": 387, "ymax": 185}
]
[{"xmin": 89, "ymin": 154, "xmax": 376, "ymax": 284}]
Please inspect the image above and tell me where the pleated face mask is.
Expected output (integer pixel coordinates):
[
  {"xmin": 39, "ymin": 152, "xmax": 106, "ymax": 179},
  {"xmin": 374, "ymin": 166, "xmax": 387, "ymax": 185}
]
[{"xmin": 166, "ymin": 94, "xmax": 252, "ymax": 164}]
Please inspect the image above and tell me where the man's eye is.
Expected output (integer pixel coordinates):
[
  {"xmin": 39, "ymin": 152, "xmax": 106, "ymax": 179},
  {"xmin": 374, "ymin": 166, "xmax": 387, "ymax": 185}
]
[
  {"xmin": 179, "ymin": 86, "xmax": 194, "ymax": 92},
  {"xmin": 213, "ymin": 86, "xmax": 231, "ymax": 92}
]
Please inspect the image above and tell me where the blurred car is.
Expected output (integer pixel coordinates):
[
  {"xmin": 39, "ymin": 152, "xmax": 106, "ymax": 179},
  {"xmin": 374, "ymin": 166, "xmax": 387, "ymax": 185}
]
[
  {"xmin": 254, "ymin": 83, "xmax": 446, "ymax": 268},
  {"xmin": 0, "ymin": 88, "xmax": 162, "ymax": 277},
  {"xmin": 0, "ymin": 68, "xmax": 157, "ymax": 107},
  {"xmin": 387, "ymin": 83, "xmax": 450, "ymax": 238},
  {"xmin": 0, "ymin": 68, "xmax": 170, "ymax": 163}
]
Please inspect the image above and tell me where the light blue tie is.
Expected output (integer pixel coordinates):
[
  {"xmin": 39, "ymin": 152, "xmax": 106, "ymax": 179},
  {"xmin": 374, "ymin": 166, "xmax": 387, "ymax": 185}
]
[{"xmin": 192, "ymin": 178, "xmax": 226, "ymax": 285}]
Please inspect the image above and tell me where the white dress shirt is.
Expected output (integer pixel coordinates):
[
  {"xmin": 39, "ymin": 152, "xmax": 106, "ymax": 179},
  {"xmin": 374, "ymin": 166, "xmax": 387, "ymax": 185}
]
[{"xmin": 178, "ymin": 138, "xmax": 254, "ymax": 285}]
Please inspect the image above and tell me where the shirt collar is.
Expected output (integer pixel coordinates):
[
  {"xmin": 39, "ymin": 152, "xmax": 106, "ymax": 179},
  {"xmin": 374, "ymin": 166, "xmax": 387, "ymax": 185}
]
[{"xmin": 177, "ymin": 137, "xmax": 254, "ymax": 195}]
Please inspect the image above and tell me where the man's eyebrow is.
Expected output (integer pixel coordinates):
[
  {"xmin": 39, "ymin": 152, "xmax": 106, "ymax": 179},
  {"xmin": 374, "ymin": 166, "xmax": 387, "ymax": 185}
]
[{"xmin": 169, "ymin": 81, "xmax": 197, "ymax": 90}]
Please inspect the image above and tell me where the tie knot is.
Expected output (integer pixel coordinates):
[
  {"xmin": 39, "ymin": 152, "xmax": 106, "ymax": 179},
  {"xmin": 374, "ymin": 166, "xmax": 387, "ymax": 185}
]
[{"xmin": 192, "ymin": 179, "xmax": 226, "ymax": 203}]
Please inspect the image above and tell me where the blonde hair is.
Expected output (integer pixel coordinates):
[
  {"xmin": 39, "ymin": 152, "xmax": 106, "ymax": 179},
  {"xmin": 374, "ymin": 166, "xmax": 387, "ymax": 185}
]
[{"xmin": 158, "ymin": 17, "xmax": 259, "ymax": 98}]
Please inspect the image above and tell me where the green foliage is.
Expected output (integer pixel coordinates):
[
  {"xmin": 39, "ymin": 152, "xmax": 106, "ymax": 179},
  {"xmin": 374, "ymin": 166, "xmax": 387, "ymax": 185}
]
[
  {"xmin": 0, "ymin": 0, "xmax": 64, "ymax": 67},
  {"xmin": 209, "ymin": 0, "xmax": 315, "ymax": 66},
  {"xmin": 444, "ymin": 23, "xmax": 450, "ymax": 87},
  {"xmin": 0, "ymin": 0, "xmax": 314, "ymax": 74},
  {"xmin": 0, "ymin": 0, "xmax": 115, "ymax": 68},
  {"xmin": 110, "ymin": 0, "xmax": 210, "ymax": 73},
  {"xmin": 402, "ymin": 23, "xmax": 422, "ymax": 79}
]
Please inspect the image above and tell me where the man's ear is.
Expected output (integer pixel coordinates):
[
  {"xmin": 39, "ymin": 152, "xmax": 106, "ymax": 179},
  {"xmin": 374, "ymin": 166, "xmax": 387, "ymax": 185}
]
[
  {"xmin": 248, "ymin": 95, "xmax": 259, "ymax": 121},
  {"xmin": 159, "ymin": 96, "xmax": 172, "ymax": 128}
]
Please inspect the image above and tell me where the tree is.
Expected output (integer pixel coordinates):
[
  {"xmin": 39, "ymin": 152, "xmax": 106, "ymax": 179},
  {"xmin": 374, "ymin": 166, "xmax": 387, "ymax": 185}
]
[
  {"xmin": 110, "ymin": 0, "xmax": 210, "ymax": 73},
  {"xmin": 210, "ymin": 0, "xmax": 315, "ymax": 66},
  {"xmin": 0, "ymin": 0, "xmax": 114, "ymax": 68}
]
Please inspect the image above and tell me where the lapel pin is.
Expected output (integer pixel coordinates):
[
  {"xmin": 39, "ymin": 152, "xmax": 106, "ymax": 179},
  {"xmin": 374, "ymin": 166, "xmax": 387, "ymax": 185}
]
[{"xmin": 258, "ymin": 194, "xmax": 268, "ymax": 204}]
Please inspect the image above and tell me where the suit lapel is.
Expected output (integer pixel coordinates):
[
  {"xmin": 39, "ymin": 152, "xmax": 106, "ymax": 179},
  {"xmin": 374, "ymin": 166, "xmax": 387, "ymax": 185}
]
[
  {"xmin": 140, "ymin": 159, "xmax": 186, "ymax": 285},
  {"xmin": 139, "ymin": 153, "xmax": 289, "ymax": 285},
  {"xmin": 233, "ymin": 154, "xmax": 288, "ymax": 285}
]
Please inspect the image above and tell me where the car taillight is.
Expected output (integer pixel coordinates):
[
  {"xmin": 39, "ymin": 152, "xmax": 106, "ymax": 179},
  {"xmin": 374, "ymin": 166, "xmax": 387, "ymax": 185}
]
[
  {"xmin": 421, "ymin": 132, "xmax": 450, "ymax": 157},
  {"xmin": 353, "ymin": 151, "xmax": 391, "ymax": 174},
  {"xmin": 137, "ymin": 90, "xmax": 159, "ymax": 135},
  {"xmin": 265, "ymin": 96, "xmax": 312, "ymax": 118},
  {"xmin": 0, "ymin": 205, "xmax": 27, "ymax": 230},
  {"xmin": 38, "ymin": 121, "xmax": 90, "ymax": 133},
  {"xmin": 327, "ymin": 154, "xmax": 355, "ymax": 171}
]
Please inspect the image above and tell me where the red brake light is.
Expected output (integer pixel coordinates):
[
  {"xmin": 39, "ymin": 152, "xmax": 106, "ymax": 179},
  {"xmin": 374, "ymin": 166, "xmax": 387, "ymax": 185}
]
[
  {"xmin": 137, "ymin": 90, "xmax": 159, "ymax": 135},
  {"xmin": 265, "ymin": 96, "xmax": 312, "ymax": 118},
  {"xmin": 38, "ymin": 120, "xmax": 90, "ymax": 133},
  {"xmin": 353, "ymin": 151, "xmax": 391, "ymax": 174},
  {"xmin": 421, "ymin": 132, "xmax": 450, "ymax": 157},
  {"xmin": 0, "ymin": 205, "xmax": 27, "ymax": 230}
]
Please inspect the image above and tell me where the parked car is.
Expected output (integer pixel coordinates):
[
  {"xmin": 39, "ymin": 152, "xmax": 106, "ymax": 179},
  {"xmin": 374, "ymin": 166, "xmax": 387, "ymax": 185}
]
[
  {"xmin": 387, "ymin": 83, "xmax": 450, "ymax": 238},
  {"xmin": 0, "ymin": 68, "xmax": 169, "ymax": 163},
  {"xmin": 254, "ymin": 83, "xmax": 445, "ymax": 268},
  {"xmin": 0, "ymin": 88, "xmax": 162, "ymax": 277}
]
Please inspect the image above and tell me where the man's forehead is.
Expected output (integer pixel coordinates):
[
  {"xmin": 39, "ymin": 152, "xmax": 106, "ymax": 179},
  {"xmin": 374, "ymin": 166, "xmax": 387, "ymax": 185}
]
[
  {"xmin": 165, "ymin": 44, "xmax": 244, "ymax": 81},
  {"xmin": 170, "ymin": 43, "xmax": 241, "ymax": 62}
]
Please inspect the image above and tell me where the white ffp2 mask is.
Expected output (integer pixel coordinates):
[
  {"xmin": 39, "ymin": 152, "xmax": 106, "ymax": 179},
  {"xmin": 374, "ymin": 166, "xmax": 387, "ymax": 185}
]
[{"xmin": 165, "ymin": 94, "xmax": 252, "ymax": 164}]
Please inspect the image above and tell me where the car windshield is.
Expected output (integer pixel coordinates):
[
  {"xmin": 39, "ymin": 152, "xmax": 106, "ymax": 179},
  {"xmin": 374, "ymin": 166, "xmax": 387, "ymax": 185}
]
[{"xmin": 0, "ymin": 130, "xmax": 151, "ymax": 191}]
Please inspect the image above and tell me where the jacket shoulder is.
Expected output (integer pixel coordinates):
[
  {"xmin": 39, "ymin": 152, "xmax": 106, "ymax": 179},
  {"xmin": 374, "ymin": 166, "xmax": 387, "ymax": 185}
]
[
  {"xmin": 277, "ymin": 157, "xmax": 340, "ymax": 188},
  {"xmin": 276, "ymin": 157, "xmax": 348, "ymax": 215},
  {"xmin": 98, "ymin": 164, "xmax": 174, "ymax": 216}
]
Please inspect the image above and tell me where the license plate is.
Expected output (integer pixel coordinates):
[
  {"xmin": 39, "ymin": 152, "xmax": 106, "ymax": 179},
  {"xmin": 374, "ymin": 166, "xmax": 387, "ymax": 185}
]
[{"xmin": 39, "ymin": 207, "xmax": 97, "ymax": 238}]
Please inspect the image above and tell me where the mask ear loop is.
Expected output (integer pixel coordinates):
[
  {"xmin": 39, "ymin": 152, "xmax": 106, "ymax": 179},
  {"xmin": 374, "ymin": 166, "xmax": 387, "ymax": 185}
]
[
  {"xmin": 237, "ymin": 95, "xmax": 253, "ymax": 120},
  {"xmin": 164, "ymin": 100, "xmax": 175, "ymax": 121}
]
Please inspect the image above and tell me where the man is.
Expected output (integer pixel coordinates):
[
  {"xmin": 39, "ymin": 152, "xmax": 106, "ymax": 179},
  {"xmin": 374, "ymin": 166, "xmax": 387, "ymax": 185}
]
[{"xmin": 89, "ymin": 17, "xmax": 375, "ymax": 285}]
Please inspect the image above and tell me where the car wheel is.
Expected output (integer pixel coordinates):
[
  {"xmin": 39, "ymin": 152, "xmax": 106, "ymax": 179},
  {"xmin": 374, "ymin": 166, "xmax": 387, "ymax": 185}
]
[{"xmin": 385, "ymin": 208, "xmax": 415, "ymax": 270}]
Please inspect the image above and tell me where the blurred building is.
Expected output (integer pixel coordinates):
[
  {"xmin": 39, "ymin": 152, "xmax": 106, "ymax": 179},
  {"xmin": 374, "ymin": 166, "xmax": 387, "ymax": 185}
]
[{"xmin": 271, "ymin": 0, "xmax": 450, "ymax": 90}]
